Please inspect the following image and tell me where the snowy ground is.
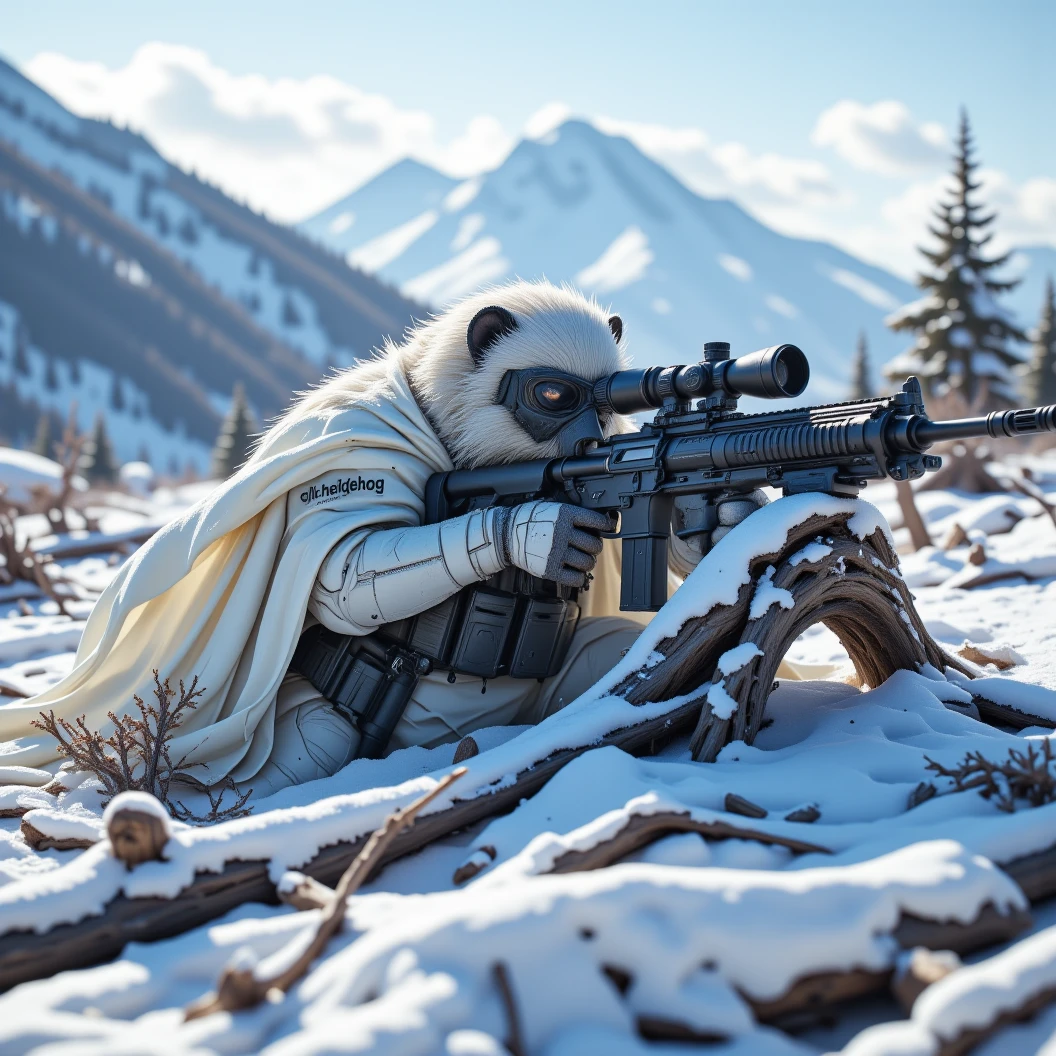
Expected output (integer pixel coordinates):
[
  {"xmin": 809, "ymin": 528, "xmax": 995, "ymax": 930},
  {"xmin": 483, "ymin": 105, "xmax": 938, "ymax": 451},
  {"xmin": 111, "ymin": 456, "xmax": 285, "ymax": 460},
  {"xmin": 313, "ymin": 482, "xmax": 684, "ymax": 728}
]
[{"xmin": 2, "ymin": 454, "xmax": 1056, "ymax": 1053}]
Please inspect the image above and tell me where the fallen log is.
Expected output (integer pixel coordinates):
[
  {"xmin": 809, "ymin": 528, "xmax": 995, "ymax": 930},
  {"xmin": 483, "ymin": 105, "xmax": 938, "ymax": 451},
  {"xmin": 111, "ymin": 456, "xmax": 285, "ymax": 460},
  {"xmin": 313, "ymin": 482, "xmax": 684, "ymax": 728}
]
[
  {"xmin": 543, "ymin": 810, "xmax": 829, "ymax": 875},
  {"xmin": 750, "ymin": 901, "xmax": 1030, "ymax": 1027},
  {"xmin": 32, "ymin": 524, "xmax": 159, "ymax": 562},
  {"xmin": 0, "ymin": 698, "xmax": 703, "ymax": 992}
]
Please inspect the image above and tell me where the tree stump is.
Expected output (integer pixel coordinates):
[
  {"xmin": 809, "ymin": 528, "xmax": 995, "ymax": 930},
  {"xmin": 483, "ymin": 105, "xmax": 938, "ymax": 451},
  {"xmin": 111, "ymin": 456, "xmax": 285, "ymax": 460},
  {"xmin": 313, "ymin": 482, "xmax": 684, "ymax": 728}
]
[
  {"xmin": 611, "ymin": 511, "xmax": 971, "ymax": 763},
  {"xmin": 104, "ymin": 792, "xmax": 172, "ymax": 869}
]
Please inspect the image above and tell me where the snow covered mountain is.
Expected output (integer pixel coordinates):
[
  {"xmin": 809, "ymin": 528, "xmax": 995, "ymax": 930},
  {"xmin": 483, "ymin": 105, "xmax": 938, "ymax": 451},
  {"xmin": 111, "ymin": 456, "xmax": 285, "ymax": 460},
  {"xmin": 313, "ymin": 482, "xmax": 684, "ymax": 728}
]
[
  {"xmin": 303, "ymin": 120, "xmax": 1054, "ymax": 404},
  {"xmin": 0, "ymin": 58, "xmax": 421, "ymax": 472},
  {"xmin": 300, "ymin": 120, "xmax": 913, "ymax": 402}
]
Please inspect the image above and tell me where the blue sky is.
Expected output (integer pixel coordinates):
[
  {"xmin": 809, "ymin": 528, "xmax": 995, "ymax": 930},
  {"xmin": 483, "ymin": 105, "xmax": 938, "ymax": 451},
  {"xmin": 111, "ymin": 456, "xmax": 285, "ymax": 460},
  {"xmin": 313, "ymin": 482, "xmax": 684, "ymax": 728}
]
[{"xmin": 6, "ymin": 1, "xmax": 1054, "ymax": 275}]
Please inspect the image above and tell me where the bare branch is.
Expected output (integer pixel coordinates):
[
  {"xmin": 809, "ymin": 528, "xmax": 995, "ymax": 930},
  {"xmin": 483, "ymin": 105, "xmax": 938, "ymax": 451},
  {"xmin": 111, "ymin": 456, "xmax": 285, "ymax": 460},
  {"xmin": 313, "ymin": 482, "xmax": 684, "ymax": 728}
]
[{"xmin": 184, "ymin": 767, "xmax": 467, "ymax": 1021}]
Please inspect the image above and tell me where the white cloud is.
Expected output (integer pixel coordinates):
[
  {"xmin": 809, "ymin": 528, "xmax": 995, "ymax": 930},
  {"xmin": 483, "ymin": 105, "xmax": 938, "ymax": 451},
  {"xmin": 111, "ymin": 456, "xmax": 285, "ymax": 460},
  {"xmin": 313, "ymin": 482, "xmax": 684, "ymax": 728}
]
[
  {"xmin": 595, "ymin": 114, "xmax": 840, "ymax": 208},
  {"xmin": 19, "ymin": 47, "xmax": 1056, "ymax": 281},
  {"xmin": 812, "ymin": 100, "xmax": 948, "ymax": 176},
  {"xmin": 24, "ymin": 43, "xmax": 512, "ymax": 222}
]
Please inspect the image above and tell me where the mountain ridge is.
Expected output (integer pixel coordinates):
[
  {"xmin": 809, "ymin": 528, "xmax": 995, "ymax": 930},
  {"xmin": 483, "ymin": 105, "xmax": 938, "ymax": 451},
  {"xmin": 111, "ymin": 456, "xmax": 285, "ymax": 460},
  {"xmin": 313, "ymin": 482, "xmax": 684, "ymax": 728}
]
[{"xmin": 0, "ymin": 56, "xmax": 422, "ymax": 470}]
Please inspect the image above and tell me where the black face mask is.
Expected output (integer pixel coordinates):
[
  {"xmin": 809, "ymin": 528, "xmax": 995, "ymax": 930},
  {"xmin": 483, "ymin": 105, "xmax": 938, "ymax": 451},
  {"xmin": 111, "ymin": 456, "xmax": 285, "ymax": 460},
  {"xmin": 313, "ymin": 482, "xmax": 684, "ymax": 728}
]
[{"xmin": 496, "ymin": 368, "xmax": 606, "ymax": 456}]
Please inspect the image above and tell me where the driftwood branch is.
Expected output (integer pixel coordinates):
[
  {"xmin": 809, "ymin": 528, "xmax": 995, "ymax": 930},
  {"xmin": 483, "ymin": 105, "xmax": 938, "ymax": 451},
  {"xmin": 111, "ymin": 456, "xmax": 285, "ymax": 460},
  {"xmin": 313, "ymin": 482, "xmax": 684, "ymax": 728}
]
[
  {"xmin": 184, "ymin": 767, "xmax": 466, "ymax": 1021},
  {"xmin": 605, "ymin": 512, "xmax": 968, "ymax": 763},
  {"xmin": 896, "ymin": 479, "xmax": 933, "ymax": 551},
  {"xmin": 892, "ymin": 947, "xmax": 961, "ymax": 1014},
  {"xmin": 542, "ymin": 811, "xmax": 829, "ymax": 875},
  {"xmin": 492, "ymin": 961, "xmax": 526, "ymax": 1056},
  {"xmin": 276, "ymin": 872, "xmax": 337, "ymax": 912}
]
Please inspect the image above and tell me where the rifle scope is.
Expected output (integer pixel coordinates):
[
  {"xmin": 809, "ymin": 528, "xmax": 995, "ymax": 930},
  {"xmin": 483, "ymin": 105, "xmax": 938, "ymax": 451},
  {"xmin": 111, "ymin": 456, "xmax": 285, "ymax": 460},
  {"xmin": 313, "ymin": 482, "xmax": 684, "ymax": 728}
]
[{"xmin": 592, "ymin": 342, "xmax": 809, "ymax": 415}]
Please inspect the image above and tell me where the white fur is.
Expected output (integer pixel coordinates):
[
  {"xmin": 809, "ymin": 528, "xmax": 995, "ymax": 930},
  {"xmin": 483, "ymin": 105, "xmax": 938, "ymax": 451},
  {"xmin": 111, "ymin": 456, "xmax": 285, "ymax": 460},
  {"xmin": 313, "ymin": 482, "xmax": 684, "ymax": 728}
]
[{"xmin": 269, "ymin": 281, "xmax": 631, "ymax": 469}]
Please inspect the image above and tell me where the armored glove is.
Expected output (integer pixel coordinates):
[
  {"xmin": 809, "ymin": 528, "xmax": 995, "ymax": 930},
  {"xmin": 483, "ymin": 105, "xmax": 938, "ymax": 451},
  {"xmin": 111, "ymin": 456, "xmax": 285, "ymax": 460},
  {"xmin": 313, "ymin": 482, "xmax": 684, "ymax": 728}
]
[
  {"xmin": 669, "ymin": 490, "xmax": 769, "ymax": 578},
  {"xmin": 499, "ymin": 501, "xmax": 613, "ymax": 588}
]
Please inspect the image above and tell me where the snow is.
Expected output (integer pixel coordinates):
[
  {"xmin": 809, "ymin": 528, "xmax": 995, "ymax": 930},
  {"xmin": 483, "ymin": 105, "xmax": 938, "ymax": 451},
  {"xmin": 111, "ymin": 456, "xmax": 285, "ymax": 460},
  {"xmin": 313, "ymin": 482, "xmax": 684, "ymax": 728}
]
[
  {"xmin": 574, "ymin": 226, "xmax": 655, "ymax": 293},
  {"xmin": 823, "ymin": 266, "xmax": 901, "ymax": 311},
  {"xmin": 707, "ymin": 679, "xmax": 740, "ymax": 720},
  {"xmin": 347, "ymin": 210, "xmax": 440, "ymax": 273},
  {"xmin": 718, "ymin": 253, "xmax": 753, "ymax": 281},
  {"xmin": 0, "ymin": 462, "xmax": 1055, "ymax": 1050},
  {"xmin": 750, "ymin": 564, "xmax": 796, "ymax": 619},
  {"xmin": 118, "ymin": 461, "xmax": 154, "ymax": 497},
  {"xmin": 0, "ymin": 448, "xmax": 80, "ymax": 505},
  {"xmin": 402, "ymin": 238, "xmax": 510, "ymax": 305},
  {"xmin": 717, "ymin": 642, "xmax": 764, "ymax": 676}
]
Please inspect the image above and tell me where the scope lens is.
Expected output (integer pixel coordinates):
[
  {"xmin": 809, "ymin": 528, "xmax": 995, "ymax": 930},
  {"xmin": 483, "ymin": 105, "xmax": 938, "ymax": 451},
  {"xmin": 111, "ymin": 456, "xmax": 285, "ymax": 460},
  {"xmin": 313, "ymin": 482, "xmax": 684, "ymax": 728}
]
[{"xmin": 773, "ymin": 345, "xmax": 809, "ymax": 396}]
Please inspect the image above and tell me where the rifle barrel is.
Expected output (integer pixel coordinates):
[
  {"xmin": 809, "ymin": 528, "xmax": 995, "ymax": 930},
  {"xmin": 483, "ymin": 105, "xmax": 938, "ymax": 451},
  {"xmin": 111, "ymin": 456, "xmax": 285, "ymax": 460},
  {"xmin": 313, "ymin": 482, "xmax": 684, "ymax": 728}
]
[{"xmin": 912, "ymin": 405, "xmax": 1056, "ymax": 447}]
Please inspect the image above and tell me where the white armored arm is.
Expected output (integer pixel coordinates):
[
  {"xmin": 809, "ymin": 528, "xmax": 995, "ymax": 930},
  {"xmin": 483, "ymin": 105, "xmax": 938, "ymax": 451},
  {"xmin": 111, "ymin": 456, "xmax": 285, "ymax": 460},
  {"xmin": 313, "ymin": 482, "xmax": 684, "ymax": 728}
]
[
  {"xmin": 308, "ymin": 501, "xmax": 613, "ymax": 636},
  {"xmin": 309, "ymin": 508, "xmax": 507, "ymax": 635}
]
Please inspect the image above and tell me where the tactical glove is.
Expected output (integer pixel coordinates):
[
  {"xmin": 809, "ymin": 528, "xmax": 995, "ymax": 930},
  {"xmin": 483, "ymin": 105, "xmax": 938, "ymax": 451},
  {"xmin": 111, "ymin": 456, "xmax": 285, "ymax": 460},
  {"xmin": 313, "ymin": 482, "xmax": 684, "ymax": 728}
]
[
  {"xmin": 499, "ymin": 501, "xmax": 613, "ymax": 588},
  {"xmin": 669, "ymin": 490, "xmax": 769, "ymax": 578}
]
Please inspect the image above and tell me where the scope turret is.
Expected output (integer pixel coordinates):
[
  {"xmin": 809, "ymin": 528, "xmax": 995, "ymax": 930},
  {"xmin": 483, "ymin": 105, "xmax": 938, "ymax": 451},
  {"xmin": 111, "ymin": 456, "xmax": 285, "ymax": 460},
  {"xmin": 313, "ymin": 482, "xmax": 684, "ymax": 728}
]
[{"xmin": 592, "ymin": 342, "xmax": 809, "ymax": 415}]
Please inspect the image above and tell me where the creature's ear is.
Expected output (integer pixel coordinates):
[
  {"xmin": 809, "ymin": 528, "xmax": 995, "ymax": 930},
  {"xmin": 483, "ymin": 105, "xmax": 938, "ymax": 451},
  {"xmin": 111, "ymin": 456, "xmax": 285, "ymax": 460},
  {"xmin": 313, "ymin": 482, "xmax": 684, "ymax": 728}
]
[
  {"xmin": 608, "ymin": 315, "xmax": 623, "ymax": 343},
  {"xmin": 467, "ymin": 306, "xmax": 518, "ymax": 365}
]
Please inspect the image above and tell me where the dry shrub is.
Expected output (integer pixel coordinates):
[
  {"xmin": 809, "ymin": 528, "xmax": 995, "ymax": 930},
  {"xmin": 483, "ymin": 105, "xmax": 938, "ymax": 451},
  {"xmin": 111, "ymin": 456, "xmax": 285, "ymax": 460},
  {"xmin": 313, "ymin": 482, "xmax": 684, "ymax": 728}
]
[
  {"xmin": 32, "ymin": 670, "xmax": 251, "ymax": 823},
  {"xmin": 925, "ymin": 740, "xmax": 1056, "ymax": 813}
]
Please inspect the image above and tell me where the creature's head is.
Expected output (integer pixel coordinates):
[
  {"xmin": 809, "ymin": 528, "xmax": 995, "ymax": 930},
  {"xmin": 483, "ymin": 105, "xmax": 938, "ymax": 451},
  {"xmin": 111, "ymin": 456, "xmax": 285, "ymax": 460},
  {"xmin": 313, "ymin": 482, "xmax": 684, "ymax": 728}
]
[{"xmin": 406, "ymin": 281, "xmax": 630, "ymax": 468}]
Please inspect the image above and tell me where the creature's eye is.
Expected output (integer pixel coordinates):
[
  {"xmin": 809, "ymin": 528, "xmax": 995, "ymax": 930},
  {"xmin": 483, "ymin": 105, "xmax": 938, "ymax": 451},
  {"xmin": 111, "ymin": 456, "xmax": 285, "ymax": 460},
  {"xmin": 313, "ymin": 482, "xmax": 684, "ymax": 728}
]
[{"xmin": 530, "ymin": 379, "xmax": 582, "ymax": 413}]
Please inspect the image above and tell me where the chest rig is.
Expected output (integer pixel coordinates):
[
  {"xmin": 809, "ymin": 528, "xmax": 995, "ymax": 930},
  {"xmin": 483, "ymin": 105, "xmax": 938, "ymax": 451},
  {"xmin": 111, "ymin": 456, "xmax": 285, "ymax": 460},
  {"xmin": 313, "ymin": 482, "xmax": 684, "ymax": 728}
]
[{"xmin": 291, "ymin": 561, "xmax": 582, "ymax": 758}]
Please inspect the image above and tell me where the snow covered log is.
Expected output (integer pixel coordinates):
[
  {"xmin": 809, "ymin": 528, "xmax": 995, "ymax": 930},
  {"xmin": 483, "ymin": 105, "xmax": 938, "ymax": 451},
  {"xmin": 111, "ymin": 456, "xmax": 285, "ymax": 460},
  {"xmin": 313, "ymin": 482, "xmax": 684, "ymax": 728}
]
[
  {"xmin": 609, "ymin": 508, "xmax": 970, "ymax": 762},
  {"xmin": 843, "ymin": 923, "xmax": 1056, "ymax": 1055}
]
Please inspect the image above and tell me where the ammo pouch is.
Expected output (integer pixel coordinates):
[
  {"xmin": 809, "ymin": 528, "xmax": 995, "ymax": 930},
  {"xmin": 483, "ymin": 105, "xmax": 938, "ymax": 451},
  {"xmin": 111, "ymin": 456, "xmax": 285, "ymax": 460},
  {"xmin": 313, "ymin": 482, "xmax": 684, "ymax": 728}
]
[
  {"xmin": 291, "ymin": 574, "xmax": 581, "ymax": 758},
  {"xmin": 290, "ymin": 629, "xmax": 432, "ymax": 759},
  {"xmin": 384, "ymin": 572, "xmax": 581, "ymax": 681}
]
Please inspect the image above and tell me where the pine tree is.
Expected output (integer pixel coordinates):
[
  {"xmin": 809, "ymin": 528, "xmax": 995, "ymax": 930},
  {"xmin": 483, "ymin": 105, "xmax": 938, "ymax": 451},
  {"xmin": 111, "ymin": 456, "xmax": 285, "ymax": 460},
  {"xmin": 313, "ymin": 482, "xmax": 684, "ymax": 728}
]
[
  {"xmin": 281, "ymin": 294, "xmax": 302, "ymax": 327},
  {"xmin": 850, "ymin": 331, "xmax": 873, "ymax": 399},
  {"xmin": 110, "ymin": 375, "xmax": 125, "ymax": 412},
  {"xmin": 78, "ymin": 413, "xmax": 118, "ymax": 484},
  {"xmin": 885, "ymin": 111, "xmax": 1026, "ymax": 407},
  {"xmin": 32, "ymin": 412, "xmax": 56, "ymax": 460},
  {"xmin": 13, "ymin": 321, "xmax": 30, "ymax": 376},
  {"xmin": 1023, "ymin": 277, "xmax": 1056, "ymax": 407},
  {"xmin": 43, "ymin": 356, "xmax": 58, "ymax": 391},
  {"xmin": 210, "ymin": 383, "xmax": 256, "ymax": 478}
]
